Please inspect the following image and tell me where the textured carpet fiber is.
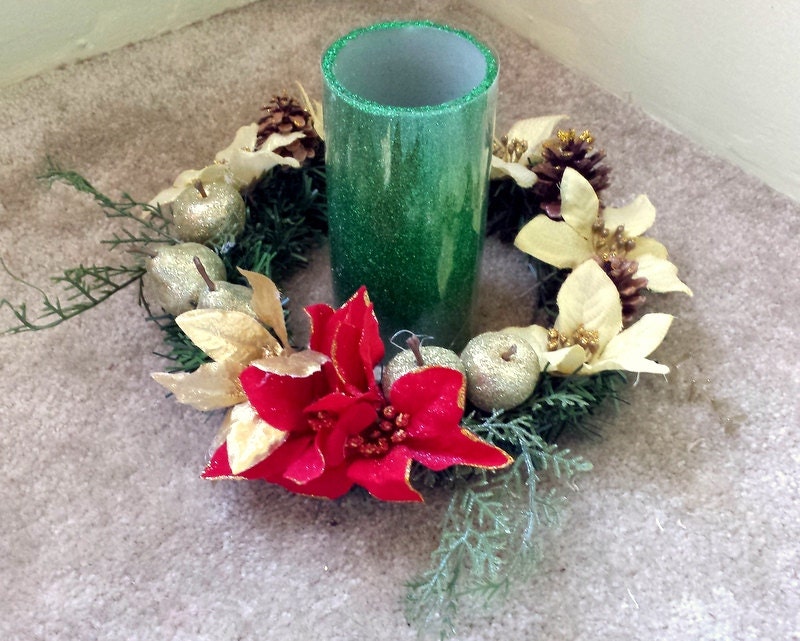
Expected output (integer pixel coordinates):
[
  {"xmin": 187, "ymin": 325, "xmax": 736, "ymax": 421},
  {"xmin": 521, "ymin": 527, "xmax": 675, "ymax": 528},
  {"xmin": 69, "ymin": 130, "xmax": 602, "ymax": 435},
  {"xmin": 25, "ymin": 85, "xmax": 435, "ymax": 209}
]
[{"xmin": 1, "ymin": 1, "xmax": 798, "ymax": 640}]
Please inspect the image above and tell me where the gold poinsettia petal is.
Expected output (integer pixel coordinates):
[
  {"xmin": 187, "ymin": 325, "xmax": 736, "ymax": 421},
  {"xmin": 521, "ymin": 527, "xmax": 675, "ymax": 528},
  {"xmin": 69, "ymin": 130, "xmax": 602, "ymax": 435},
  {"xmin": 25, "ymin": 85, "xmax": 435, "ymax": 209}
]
[
  {"xmin": 251, "ymin": 349, "xmax": 329, "ymax": 377},
  {"xmin": 602, "ymin": 194, "xmax": 656, "ymax": 237},
  {"xmin": 151, "ymin": 361, "xmax": 245, "ymax": 411},
  {"xmin": 635, "ymin": 254, "xmax": 693, "ymax": 295},
  {"xmin": 262, "ymin": 131, "xmax": 307, "ymax": 154},
  {"xmin": 490, "ymin": 156, "xmax": 538, "ymax": 187},
  {"xmin": 506, "ymin": 114, "xmax": 568, "ymax": 165},
  {"xmin": 238, "ymin": 267, "xmax": 290, "ymax": 350},
  {"xmin": 222, "ymin": 402, "xmax": 288, "ymax": 475},
  {"xmin": 215, "ymin": 123, "xmax": 259, "ymax": 164},
  {"xmin": 514, "ymin": 215, "xmax": 591, "ymax": 269},
  {"xmin": 176, "ymin": 308, "xmax": 275, "ymax": 365},
  {"xmin": 215, "ymin": 124, "xmax": 301, "ymax": 188},
  {"xmin": 555, "ymin": 260, "xmax": 622, "ymax": 351},
  {"xmin": 599, "ymin": 312, "xmax": 673, "ymax": 374}
]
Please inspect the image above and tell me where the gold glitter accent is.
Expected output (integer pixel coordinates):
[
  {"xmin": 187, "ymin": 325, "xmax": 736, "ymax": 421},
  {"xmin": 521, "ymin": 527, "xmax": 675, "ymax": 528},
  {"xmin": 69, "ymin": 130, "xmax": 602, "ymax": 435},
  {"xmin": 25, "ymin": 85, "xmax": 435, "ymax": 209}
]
[
  {"xmin": 547, "ymin": 325, "xmax": 600, "ymax": 355},
  {"xmin": 492, "ymin": 135, "xmax": 528, "ymax": 163},
  {"xmin": 591, "ymin": 213, "xmax": 636, "ymax": 262},
  {"xmin": 555, "ymin": 128, "xmax": 595, "ymax": 146}
]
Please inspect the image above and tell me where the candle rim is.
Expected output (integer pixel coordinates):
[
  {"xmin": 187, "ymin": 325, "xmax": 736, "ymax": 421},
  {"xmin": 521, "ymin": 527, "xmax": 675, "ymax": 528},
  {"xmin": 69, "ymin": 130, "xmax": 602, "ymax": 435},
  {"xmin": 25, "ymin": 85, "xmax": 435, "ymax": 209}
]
[{"xmin": 321, "ymin": 20, "xmax": 499, "ymax": 115}]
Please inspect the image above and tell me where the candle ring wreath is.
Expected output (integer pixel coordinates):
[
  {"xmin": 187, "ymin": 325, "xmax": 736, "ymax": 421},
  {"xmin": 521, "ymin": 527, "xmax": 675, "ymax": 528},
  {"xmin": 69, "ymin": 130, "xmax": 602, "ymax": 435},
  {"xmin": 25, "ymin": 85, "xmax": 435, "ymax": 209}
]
[{"xmin": 1, "ymin": 85, "xmax": 691, "ymax": 636}]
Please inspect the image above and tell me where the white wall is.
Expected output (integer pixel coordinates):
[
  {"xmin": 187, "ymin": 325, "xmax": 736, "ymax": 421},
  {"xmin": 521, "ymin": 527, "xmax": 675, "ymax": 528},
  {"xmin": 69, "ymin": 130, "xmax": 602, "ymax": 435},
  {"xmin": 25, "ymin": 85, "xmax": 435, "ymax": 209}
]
[
  {"xmin": 467, "ymin": 0, "xmax": 800, "ymax": 203},
  {"xmin": 0, "ymin": 0, "xmax": 257, "ymax": 88}
]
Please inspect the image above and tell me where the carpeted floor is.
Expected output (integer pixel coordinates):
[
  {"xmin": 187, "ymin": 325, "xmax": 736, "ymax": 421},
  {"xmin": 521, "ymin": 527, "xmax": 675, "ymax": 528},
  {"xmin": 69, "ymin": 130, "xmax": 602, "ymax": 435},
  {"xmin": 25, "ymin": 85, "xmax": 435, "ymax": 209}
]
[{"xmin": 1, "ymin": 1, "xmax": 798, "ymax": 639}]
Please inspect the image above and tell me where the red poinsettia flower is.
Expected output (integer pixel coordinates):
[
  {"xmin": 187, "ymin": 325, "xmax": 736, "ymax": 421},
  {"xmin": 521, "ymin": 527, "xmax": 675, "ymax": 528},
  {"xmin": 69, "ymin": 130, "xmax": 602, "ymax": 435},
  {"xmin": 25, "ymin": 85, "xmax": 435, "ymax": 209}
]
[
  {"xmin": 203, "ymin": 287, "xmax": 512, "ymax": 501},
  {"xmin": 205, "ymin": 366, "xmax": 511, "ymax": 501}
]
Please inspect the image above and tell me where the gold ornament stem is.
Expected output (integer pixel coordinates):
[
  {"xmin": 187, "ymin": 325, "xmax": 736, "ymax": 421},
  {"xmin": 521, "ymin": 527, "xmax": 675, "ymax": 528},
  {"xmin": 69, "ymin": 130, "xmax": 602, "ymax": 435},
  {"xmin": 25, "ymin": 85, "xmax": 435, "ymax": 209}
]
[
  {"xmin": 406, "ymin": 334, "xmax": 425, "ymax": 366},
  {"xmin": 501, "ymin": 344, "xmax": 517, "ymax": 361},
  {"xmin": 193, "ymin": 256, "xmax": 217, "ymax": 291},
  {"xmin": 193, "ymin": 180, "xmax": 208, "ymax": 199}
]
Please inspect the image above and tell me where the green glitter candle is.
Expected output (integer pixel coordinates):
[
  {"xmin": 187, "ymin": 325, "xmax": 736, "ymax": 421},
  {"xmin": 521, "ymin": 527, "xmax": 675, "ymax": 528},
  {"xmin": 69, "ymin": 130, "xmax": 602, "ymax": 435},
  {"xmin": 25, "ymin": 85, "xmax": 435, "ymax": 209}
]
[{"xmin": 321, "ymin": 21, "xmax": 498, "ymax": 351}]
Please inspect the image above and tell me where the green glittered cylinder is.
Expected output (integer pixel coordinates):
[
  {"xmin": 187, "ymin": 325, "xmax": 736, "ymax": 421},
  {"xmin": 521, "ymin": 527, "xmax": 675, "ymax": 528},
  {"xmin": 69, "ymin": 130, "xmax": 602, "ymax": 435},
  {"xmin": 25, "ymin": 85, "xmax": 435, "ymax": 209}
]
[{"xmin": 321, "ymin": 21, "xmax": 498, "ymax": 351}]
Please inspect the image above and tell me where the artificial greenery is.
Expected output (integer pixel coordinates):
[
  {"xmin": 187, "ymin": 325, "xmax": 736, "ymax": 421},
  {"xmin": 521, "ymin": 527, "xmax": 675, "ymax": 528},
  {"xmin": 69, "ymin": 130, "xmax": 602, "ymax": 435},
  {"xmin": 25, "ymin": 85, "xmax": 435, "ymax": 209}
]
[
  {"xmin": 486, "ymin": 178, "xmax": 543, "ymax": 243},
  {"xmin": 0, "ymin": 258, "xmax": 147, "ymax": 334},
  {"xmin": 405, "ymin": 370, "xmax": 625, "ymax": 638},
  {"xmin": 0, "ymin": 160, "xmax": 172, "ymax": 335},
  {"xmin": 1, "ymin": 158, "xmax": 326, "ymax": 357}
]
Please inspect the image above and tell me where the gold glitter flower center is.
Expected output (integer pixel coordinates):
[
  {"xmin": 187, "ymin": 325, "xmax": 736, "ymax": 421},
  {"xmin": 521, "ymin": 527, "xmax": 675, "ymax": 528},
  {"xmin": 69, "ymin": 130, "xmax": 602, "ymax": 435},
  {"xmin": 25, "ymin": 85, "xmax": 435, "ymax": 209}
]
[
  {"xmin": 547, "ymin": 324, "xmax": 601, "ymax": 356},
  {"xmin": 493, "ymin": 136, "xmax": 528, "ymax": 163},
  {"xmin": 591, "ymin": 215, "xmax": 636, "ymax": 262}
]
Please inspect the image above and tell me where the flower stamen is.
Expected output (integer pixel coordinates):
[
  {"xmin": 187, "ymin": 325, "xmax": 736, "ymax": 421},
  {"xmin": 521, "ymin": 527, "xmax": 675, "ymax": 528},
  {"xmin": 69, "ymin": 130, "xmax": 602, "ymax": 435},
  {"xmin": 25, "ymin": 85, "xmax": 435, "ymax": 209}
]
[
  {"xmin": 591, "ymin": 213, "xmax": 636, "ymax": 261},
  {"xmin": 347, "ymin": 405, "xmax": 410, "ymax": 457},
  {"xmin": 308, "ymin": 411, "xmax": 334, "ymax": 432},
  {"xmin": 493, "ymin": 136, "xmax": 528, "ymax": 164},
  {"xmin": 547, "ymin": 324, "xmax": 600, "ymax": 356}
]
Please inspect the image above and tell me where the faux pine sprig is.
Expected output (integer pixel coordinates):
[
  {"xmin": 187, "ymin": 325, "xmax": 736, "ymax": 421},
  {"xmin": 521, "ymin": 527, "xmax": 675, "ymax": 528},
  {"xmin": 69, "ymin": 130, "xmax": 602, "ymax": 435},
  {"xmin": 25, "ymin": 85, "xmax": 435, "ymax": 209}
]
[
  {"xmin": 405, "ymin": 371, "xmax": 624, "ymax": 638},
  {"xmin": 0, "ymin": 258, "xmax": 146, "ymax": 334},
  {"xmin": 0, "ymin": 161, "xmax": 172, "ymax": 335}
]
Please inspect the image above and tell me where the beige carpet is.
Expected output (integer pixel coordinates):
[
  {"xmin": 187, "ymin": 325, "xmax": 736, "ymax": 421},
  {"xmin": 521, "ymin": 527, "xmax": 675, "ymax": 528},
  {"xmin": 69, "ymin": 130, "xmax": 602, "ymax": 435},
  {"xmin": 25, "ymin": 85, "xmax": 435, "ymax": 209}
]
[{"xmin": 1, "ymin": 1, "xmax": 798, "ymax": 639}]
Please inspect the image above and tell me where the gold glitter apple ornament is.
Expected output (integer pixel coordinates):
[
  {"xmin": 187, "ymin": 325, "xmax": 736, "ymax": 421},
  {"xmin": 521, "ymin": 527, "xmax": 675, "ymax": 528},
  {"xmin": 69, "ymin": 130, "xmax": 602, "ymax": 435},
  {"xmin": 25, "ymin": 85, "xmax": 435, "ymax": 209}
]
[
  {"xmin": 142, "ymin": 242, "xmax": 227, "ymax": 316},
  {"xmin": 171, "ymin": 179, "xmax": 246, "ymax": 244},
  {"xmin": 381, "ymin": 333, "xmax": 466, "ymax": 395},
  {"xmin": 460, "ymin": 331, "xmax": 541, "ymax": 412},
  {"xmin": 192, "ymin": 257, "xmax": 254, "ymax": 315}
]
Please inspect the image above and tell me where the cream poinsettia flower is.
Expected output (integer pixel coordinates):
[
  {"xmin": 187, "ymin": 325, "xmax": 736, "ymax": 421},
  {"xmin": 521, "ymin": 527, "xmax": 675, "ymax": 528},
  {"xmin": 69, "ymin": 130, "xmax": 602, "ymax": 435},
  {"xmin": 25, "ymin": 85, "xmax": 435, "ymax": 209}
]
[
  {"xmin": 490, "ymin": 114, "xmax": 567, "ymax": 188},
  {"xmin": 149, "ymin": 125, "xmax": 304, "ymax": 207},
  {"xmin": 151, "ymin": 268, "xmax": 328, "ymax": 474},
  {"xmin": 515, "ymin": 167, "xmax": 692, "ymax": 296},
  {"xmin": 505, "ymin": 260, "xmax": 674, "ymax": 376}
]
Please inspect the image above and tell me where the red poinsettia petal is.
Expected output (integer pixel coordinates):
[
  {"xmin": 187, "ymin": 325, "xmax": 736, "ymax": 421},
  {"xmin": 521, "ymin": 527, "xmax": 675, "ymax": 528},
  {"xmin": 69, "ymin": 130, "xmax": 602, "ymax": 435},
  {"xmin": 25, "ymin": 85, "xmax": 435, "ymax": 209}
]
[
  {"xmin": 240, "ymin": 365, "xmax": 328, "ymax": 432},
  {"xmin": 283, "ymin": 441, "xmax": 326, "ymax": 484},
  {"xmin": 202, "ymin": 442, "xmax": 234, "ymax": 478},
  {"xmin": 306, "ymin": 302, "xmax": 334, "ymax": 351},
  {"xmin": 203, "ymin": 441, "xmax": 355, "ymax": 499},
  {"xmin": 346, "ymin": 449, "xmax": 423, "ymax": 502},
  {"xmin": 308, "ymin": 287, "xmax": 384, "ymax": 395},
  {"xmin": 278, "ymin": 465, "xmax": 354, "ymax": 499},
  {"xmin": 411, "ymin": 427, "xmax": 513, "ymax": 472},
  {"xmin": 390, "ymin": 367, "xmax": 513, "ymax": 472},
  {"xmin": 203, "ymin": 437, "xmax": 309, "ymax": 482}
]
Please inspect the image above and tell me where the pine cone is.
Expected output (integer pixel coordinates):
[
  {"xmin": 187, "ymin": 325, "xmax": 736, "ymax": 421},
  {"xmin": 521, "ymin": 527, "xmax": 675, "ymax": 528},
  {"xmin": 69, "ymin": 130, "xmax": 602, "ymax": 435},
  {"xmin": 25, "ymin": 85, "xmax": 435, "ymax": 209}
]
[
  {"xmin": 599, "ymin": 256, "xmax": 648, "ymax": 324},
  {"xmin": 255, "ymin": 94, "xmax": 320, "ymax": 163},
  {"xmin": 532, "ymin": 129, "xmax": 611, "ymax": 220}
]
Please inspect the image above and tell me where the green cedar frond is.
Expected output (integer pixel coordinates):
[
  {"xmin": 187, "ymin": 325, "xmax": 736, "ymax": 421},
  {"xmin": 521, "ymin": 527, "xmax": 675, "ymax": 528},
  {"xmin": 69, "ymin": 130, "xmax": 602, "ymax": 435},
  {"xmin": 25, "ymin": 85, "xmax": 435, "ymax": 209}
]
[
  {"xmin": 1, "ymin": 256, "xmax": 145, "ymax": 334},
  {"xmin": 406, "ymin": 371, "xmax": 625, "ymax": 638},
  {"xmin": 40, "ymin": 158, "xmax": 177, "ymax": 247}
]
